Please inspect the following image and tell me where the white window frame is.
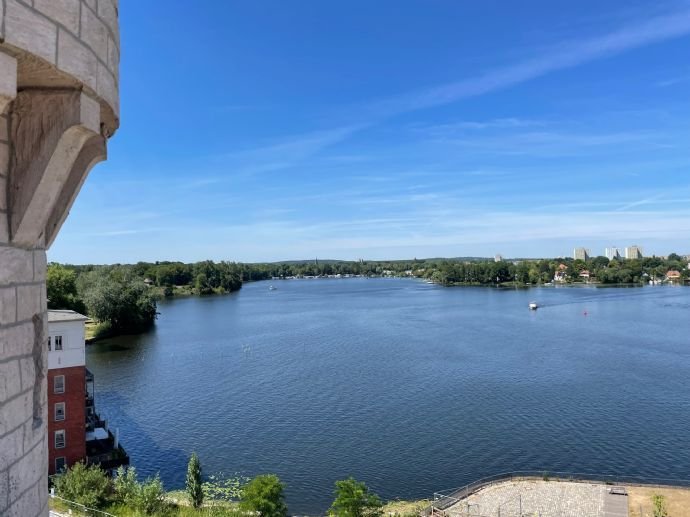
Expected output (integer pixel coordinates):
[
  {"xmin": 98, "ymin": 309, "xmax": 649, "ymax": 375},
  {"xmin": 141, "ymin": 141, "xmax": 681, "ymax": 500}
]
[
  {"xmin": 54, "ymin": 402, "xmax": 66, "ymax": 422},
  {"xmin": 54, "ymin": 375, "xmax": 65, "ymax": 394},
  {"xmin": 54, "ymin": 430, "xmax": 65, "ymax": 449},
  {"xmin": 54, "ymin": 335, "xmax": 63, "ymax": 351},
  {"xmin": 55, "ymin": 457, "xmax": 66, "ymax": 472}
]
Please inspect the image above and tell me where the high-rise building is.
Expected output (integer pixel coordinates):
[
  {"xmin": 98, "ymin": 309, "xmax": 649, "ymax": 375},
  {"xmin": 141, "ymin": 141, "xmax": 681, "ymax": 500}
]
[
  {"xmin": 494, "ymin": 254, "xmax": 503, "ymax": 262},
  {"xmin": 573, "ymin": 247, "xmax": 590, "ymax": 261},
  {"xmin": 625, "ymin": 245, "xmax": 643, "ymax": 259},
  {"xmin": 605, "ymin": 247, "xmax": 620, "ymax": 260}
]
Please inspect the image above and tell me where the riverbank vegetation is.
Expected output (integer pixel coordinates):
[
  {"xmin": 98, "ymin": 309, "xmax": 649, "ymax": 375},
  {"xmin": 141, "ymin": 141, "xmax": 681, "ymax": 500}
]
[
  {"xmin": 50, "ymin": 456, "xmax": 414, "ymax": 517},
  {"xmin": 47, "ymin": 254, "xmax": 687, "ymax": 338}
]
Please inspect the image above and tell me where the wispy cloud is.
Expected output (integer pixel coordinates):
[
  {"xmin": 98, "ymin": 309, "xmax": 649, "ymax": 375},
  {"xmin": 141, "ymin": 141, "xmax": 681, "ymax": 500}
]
[{"xmin": 367, "ymin": 8, "xmax": 690, "ymax": 117}]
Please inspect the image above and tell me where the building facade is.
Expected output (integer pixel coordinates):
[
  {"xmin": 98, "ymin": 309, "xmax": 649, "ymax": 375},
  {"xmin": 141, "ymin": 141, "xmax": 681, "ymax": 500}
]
[
  {"xmin": 605, "ymin": 247, "xmax": 620, "ymax": 260},
  {"xmin": 47, "ymin": 311, "xmax": 88, "ymax": 474},
  {"xmin": 46, "ymin": 310, "xmax": 128, "ymax": 475},
  {"xmin": 573, "ymin": 247, "xmax": 590, "ymax": 261},
  {"xmin": 0, "ymin": 3, "xmax": 119, "ymax": 515},
  {"xmin": 625, "ymin": 245, "xmax": 643, "ymax": 259}
]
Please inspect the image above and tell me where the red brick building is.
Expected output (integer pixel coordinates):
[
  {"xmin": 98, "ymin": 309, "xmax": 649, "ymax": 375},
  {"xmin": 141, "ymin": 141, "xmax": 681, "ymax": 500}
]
[
  {"xmin": 47, "ymin": 311, "xmax": 88, "ymax": 474},
  {"xmin": 47, "ymin": 310, "xmax": 129, "ymax": 474}
]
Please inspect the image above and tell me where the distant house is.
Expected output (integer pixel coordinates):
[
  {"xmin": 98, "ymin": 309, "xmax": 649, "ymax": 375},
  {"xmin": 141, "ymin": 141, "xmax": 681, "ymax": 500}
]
[
  {"xmin": 554, "ymin": 263, "xmax": 568, "ymax": 282},
  {"xmin": 143, "ymin": 277, "xmax": 154, "ymax": 286},
  {"xmin": 48, "ymin": 310, "xmax": 129, "ymax": 475},
  {"xmin": 579, "ymin": 270, "xmax": 591, "ymax": 281},
  {"xmin": 666, "ymin": 270, "xmax": 682, "ymax": 281}
]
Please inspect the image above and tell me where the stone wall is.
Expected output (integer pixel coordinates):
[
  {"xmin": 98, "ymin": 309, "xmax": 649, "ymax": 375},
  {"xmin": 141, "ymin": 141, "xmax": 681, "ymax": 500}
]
[{"xmin": 0, "ymin": 2, "xmax": 119, "ymax": 516}]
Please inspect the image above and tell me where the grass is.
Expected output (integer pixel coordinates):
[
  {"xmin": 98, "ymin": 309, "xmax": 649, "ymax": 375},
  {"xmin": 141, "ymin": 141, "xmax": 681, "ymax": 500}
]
[
  {"xmin": 627, "ymin": 486, "xmax": 690, "ymax": 517},
  {"xmin": 381, "ymin": 499, "xmax": 430, "ymax": 516}
]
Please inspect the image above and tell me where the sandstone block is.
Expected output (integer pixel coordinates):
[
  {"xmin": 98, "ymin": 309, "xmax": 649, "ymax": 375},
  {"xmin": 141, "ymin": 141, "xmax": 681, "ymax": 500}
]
[
  {"xmin": 80, "ymin": 4, "xmax": 108, "ymax": 61},
  {"xmin": 34, "ymin": 0, "xmax": 80, "ymax": 36},
  {"xmin": 58, "ymin": 29, "xmax": 98, "ymax": 93},
  {"xmin": 16, "ymin": 285, "xmax": 44, "ymax": 322},
  {"xmin": 0, "ymin": 247, "xmax": 33, "ymax": 284},
  {"xmin": 0, "ymin": 423, "xmax": 24, "ymax": 471},
  {"xmin": 98, "ymin": 0, "xmax": 119, "ymax": 41},
  {"xmin": 0, "ymin": 286, "xmax": 17, "ymax": 325},
  {"xmin": 4, "ymin": 1, "xmax": 58, "ymax": 64},
  {"xmin": 33, "ymin": 251, "xmax": 47, "ymax": 283},
  {"xmin": 8, "ymin": 438, "xmax": 45, "ymax": 502},
  {"xmin": 0, "ymin": 321, "xmax": 33, "ymax": 358},
  {"xmin": 0, "ymin": 390, "xmax": 31, "ymax": 435},
  {"xmin": 0, "ymin": 359, "xmax": 21, "ymax": 401}
]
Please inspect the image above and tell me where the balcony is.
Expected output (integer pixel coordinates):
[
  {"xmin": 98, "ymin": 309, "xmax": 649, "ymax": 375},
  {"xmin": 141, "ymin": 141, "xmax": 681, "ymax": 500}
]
[{"xmin": 85, "ymin": 427, "xmax": 129, "ymax": 472}]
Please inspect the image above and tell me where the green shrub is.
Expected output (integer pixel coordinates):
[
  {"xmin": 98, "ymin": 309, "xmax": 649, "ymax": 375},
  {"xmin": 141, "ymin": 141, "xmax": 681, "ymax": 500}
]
[
  {"xmin": 114, "ymin": 466, "xmax": 139, "ymax": 504},
  {"xmin": 652, "ymin": 494, "xmax": 668, "ymax": 517},
  {"xmin": 133, "ymin": 474, "xmax": 167, "ymax": 515},
  {"xmin": 53, "ymin": 462, "xmax": 110, "ymax": 509},
  {"xmin": 329, "ymin": 477, "xmax": 382, "ymax": 517},
  {"xmin": 240, "ymin": 474, "xmax": 288, "ymax": 517}
]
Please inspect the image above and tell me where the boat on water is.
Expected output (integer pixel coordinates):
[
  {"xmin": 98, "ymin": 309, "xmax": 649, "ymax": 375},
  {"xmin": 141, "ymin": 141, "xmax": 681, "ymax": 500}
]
[
  {"xmin": 529, "ymin": 302, "xmax": 538, "ymax": 310},
  {"xmin": 269, "ymin": 285, "xmax": 277, "ymax": 290}
]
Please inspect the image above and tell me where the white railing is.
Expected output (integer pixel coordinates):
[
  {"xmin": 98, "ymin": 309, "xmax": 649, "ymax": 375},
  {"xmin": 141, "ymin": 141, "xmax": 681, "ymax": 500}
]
[{"xmin": 49, "ymin": 489, "xmax": 116, "ymax": 517}]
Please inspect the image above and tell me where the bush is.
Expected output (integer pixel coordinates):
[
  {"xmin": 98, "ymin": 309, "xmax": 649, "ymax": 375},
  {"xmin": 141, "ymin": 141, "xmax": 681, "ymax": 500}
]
[
  {"xmin": 53, "ymin": 462, "xmax": 110, "ymax": 509},
  {"xmin": 133, "ymin": 474, "xmax": 167, "ymax": 515},
  {"xmin": 186, "ymin": 453, "xmax": 203, "ymax": 508},
  {"xmin": 114, "ymin": 466, "xmax": 139, "ymax": 504},
  {"xmin": 329, "ymin": 477, "xmax": 382, "ymax": 517},
  {"xmin": 240, "ymin": 474, "xmax": 288, "ymax": 517}
]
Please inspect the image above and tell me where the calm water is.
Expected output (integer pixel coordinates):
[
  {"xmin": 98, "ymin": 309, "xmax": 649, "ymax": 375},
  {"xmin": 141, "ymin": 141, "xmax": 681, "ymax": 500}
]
[{"xmin": 87, "ymin": 279, "xmax": 690, "ymax": 513}]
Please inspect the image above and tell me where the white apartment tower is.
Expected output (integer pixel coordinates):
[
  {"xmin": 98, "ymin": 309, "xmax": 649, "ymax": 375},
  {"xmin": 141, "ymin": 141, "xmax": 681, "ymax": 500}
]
[
  {"xmin": 625, "ymin": 245, "xmax": 643, "ymax": 259},
  {"xmin": 605, "ymin": 247, "xmax": 621, "ymax": 260},
  {"xmin": 573, "ymin": 247, "xmax": 590, "ymax": 261}
]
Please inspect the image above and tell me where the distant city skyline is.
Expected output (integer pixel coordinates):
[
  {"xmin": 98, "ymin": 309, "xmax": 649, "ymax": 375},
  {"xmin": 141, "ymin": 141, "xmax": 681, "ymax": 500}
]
[{"xmin": 48, "ymin": 1, "xmax": 690, "ymax": 264}]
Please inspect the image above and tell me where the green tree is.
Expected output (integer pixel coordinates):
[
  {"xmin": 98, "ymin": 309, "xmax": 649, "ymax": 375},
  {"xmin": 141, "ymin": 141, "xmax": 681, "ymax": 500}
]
[
  {"xmin": 186, "ymin": 452, "xmax": 204, "ymax": 508},
  {"xmin": 53, "ymin": 462, "xmax": 110, "ymax": 509},
  {"xmin": 329, "ymin": 477, "xmax": 383, "ymax": 517},
  {"xmin": 81, "ymin": 274, "xmax": 157, "ymax": 333},
  {"xmin": 47, "ymin": 263, "xmax": 85, "ymax": 313},
  {"xmin": 240, "ymin": 474, "xmax": 288, "ymax": 517}
]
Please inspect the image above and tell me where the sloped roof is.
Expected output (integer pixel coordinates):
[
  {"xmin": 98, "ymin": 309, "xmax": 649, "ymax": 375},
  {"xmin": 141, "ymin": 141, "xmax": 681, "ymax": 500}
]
[{"xmin": 47, "ymin": 310, "xmax": 88, "ymax": 323}]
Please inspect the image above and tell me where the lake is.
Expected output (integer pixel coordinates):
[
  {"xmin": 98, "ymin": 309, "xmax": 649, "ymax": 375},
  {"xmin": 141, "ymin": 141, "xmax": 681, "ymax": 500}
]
[{"xmin": 86, "ymin": 279, "xmax": 690, "ymax": 514}]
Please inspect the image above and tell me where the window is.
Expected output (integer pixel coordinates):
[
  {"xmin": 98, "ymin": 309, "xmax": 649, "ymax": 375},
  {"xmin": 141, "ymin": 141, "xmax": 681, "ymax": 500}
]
[
  {"xmin": 55, "ymin": 457, "xmax": 66, "ymax": 473},
  {"xmin": 47, "ymin": 336, "xmax": 51, "ymax": 351},
  {"xmin": 54, "ymin": 375, "xmax": 65, "ymax": 394},
  {"xmin": 54, "ymin": 402, "xmax": 65, "ymax": 421},
  {"xmin": 54, "ymin": 430, "xmax": 65, "ymax": 449},
  {"xmin": 54, "ymin": 335, "xmax": 63, "ymax": 351}
]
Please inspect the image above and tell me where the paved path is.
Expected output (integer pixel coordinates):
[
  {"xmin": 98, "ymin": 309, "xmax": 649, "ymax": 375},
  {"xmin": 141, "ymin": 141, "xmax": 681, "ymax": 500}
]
[{"xmin": 445, "ymin": 479, "xmax": 628, "ymax": 517}]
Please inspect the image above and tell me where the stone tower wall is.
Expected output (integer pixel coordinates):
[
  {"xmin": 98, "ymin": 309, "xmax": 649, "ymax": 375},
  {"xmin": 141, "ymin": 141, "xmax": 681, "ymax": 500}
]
[{"xmin": 0, "ymin": 2, "xmax": 120, "ymax": 516}]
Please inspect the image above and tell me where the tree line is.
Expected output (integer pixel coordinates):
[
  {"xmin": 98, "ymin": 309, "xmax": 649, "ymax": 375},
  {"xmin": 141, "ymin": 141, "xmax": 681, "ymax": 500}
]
[
  {"xmin": 53, "ymin": 454, "xmax": 392, "ymax": 517},
  {"xmin": 47, "ymin": 254, "xmax": 688, "ymax": 335}
]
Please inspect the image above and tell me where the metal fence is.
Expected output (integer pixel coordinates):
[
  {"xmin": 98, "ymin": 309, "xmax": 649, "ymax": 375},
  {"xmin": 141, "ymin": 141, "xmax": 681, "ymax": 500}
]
[
  {"xmin": 49, "ymin": 490, "xmax": 116, "ymax": 517},
  {"xmin": 425, "ymin": 470, "xmax": 690, "ymax": 516}
]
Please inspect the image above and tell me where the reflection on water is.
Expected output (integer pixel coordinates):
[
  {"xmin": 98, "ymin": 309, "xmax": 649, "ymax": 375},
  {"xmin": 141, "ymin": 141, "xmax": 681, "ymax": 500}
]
[{"xmin": 86, "ymin": 279, "xmax": 690, "ymax": 514}]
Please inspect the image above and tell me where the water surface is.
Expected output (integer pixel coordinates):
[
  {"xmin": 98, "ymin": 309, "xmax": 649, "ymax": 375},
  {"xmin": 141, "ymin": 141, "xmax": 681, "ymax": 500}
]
[{"xmin": 87, "ymin": 279, "xmax": 690, "ymax": 513}]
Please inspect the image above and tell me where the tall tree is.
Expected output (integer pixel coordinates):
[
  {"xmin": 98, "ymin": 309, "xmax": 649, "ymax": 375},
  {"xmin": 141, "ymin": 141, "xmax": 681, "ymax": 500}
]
[
  {"xmin": 186, "ymin": 452, "xmax": 203, "ymax": 508},
  {"xmin": 329, "ymin": 477, "xmax": 382, "ymax": 517}
]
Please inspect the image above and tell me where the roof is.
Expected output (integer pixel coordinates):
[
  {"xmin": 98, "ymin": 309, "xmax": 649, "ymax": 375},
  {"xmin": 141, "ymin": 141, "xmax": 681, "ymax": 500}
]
[{"xmin": 47, "ymin": 310, "xmax": 88, "ymax": 323}]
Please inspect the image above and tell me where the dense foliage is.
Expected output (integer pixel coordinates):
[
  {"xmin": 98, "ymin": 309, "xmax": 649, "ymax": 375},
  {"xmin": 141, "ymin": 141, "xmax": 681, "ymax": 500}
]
[
  {"xmin": 329, "ymin": 477, "xmax": 383, "ymax": 517},
  {"xmin": 53, "ymin": 462, "xmax": 110, "ymax": 509},
  {"xmin": 240, "ymin": 474, "xmax": 288, "ymax": 517}
]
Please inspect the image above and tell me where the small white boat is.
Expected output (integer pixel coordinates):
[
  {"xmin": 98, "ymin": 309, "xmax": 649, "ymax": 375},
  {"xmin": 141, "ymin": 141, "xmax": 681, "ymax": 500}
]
[
  {"xmin": 269, "ymin": 285, "xmax": 277, "ymax": 291},
  {"xmin": 529, "ymin": 302, "xmax": 538, "ymax": 310}
]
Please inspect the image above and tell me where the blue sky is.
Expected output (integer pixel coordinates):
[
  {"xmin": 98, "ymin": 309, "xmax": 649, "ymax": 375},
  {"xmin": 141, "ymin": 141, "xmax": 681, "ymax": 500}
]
[{"xmin": 50, "ymin": 1, "xmax": 690, "ymax": 263}]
